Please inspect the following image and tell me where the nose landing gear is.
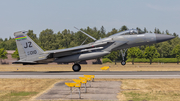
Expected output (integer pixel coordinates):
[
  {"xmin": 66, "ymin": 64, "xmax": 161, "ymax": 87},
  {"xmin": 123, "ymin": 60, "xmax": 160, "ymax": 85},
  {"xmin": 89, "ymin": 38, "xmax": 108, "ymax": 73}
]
[
  {"xmin": 121, "ymin": 60, "xmax": 126, "ymax": 65},
  {"xmin": 120, "ymin": 49, "xmax": 127, "ymax": 66}
]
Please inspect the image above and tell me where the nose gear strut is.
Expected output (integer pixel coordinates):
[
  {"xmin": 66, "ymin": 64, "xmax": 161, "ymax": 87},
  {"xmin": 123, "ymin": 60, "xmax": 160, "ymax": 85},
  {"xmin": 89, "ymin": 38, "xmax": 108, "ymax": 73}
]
[{"xmin": 120, "ymin": 49, "xmax": 127, "ymax": 65}]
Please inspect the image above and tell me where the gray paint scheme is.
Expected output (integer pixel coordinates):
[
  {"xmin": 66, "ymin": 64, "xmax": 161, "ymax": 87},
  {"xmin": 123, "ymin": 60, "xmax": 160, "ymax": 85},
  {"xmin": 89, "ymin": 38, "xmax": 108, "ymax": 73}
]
[{"xmin": 13, "ymin": 29, "xmax": 175, "ymax": 64}]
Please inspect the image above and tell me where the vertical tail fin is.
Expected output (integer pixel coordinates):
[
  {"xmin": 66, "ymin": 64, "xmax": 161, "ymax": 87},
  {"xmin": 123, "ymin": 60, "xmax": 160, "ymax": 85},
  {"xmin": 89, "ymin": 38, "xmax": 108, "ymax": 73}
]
[{"xmin": 14, "ymin": 31, "xmax": 44, "ymax": 61}]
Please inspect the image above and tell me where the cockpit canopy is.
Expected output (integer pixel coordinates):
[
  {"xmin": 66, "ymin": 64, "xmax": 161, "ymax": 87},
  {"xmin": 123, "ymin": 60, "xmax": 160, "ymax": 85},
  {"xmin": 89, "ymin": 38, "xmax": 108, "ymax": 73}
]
[{"xmin": 109, "ymin": 29, "xmax": 145, "ymax": 37}]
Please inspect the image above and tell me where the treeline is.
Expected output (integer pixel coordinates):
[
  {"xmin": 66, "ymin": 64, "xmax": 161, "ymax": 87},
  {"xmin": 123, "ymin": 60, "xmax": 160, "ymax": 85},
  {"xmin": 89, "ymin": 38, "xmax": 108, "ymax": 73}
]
[{"xmin": 0, "ymin": 25, "xmax": 180, "ymax": 59}]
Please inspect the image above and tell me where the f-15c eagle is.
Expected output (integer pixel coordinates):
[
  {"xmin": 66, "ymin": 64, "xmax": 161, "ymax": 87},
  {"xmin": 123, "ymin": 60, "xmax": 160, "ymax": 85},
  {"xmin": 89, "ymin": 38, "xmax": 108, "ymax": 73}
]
[{"xmin": 13, "ymin": 28, "xmax": 175, "ymax": 72}]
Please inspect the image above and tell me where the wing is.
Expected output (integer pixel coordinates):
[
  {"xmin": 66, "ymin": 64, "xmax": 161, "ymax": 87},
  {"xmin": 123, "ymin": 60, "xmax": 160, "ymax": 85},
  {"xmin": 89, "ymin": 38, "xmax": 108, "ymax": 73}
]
[{"xmin": 45, "ymin": 42, "xmax": 109, "ymax": 58}]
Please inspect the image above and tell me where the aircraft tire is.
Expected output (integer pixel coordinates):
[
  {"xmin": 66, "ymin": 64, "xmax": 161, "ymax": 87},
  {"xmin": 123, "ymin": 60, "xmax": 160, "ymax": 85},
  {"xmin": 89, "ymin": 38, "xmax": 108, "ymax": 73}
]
[
  {"xmin": 121, "ymin": 61, "xmax": 126, "ymax": 65},
  {"xmin": 72, "ymin": 64, "xmax": 81, "ymax": 72}
]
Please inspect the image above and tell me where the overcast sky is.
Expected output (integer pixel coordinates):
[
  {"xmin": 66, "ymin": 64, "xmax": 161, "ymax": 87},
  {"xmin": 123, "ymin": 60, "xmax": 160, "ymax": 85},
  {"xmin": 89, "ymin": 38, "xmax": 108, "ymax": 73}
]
[{"xmin": 0, "ymin": 0, "xmax": 180, "ymax": 39}]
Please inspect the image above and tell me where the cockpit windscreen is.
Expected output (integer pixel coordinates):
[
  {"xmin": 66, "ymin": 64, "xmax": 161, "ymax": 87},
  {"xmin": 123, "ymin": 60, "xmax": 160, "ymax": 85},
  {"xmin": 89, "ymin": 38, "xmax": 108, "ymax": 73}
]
[
  {"xmin": 109, "ymin": 29, "xmax": 145, "ymax": 37},
  {"xmin": 120, "ymin": 29, "xmax": 145, "ymax": 35}
]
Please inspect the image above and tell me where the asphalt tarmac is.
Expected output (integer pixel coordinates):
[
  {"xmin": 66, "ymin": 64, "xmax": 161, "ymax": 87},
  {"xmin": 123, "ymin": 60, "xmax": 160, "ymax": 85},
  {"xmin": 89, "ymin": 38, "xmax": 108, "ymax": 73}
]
[
  {"xmin": 0, "ymin": 71, "xmax": 180, "ymax": 78},
  {"xmin": 36, "ymin": 81, "xmax": 121, "ymax": 100}
]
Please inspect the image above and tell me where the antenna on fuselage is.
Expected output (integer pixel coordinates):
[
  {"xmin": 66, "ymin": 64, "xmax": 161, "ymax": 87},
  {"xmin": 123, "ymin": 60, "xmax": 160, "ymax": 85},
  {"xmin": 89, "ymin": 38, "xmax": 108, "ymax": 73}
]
[{"xmin": 74, "ymin": 27, "xmax": 97, "ymax": 41}]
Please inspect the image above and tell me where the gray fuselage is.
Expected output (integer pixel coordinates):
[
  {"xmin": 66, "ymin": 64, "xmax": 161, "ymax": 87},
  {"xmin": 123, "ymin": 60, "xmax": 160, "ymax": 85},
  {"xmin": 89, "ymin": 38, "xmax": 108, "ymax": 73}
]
[{"xmin": 54, "ymin": 32, "xmax": 174, "ymax": 63}]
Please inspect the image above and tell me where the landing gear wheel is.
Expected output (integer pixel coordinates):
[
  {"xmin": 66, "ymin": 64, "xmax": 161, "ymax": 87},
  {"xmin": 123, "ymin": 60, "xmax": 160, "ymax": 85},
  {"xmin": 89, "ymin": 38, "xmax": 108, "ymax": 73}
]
[
  {"xmin": 72, "ymin": 64, "xmax": 81, "ymax": 72},
  {"xmin": 121, "ymin": 61, "xmax": 126, "ymax": 65},
  {"xmin": 120, "ymin": 49, "xmax": 128, "ymax": 66}
]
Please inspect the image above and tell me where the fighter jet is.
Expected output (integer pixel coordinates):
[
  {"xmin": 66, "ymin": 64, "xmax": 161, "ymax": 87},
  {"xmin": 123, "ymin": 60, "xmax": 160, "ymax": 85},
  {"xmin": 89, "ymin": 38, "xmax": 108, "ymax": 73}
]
[{"xmin": 13, "ymin": 28, "xmax": 175, "ymax": 72}]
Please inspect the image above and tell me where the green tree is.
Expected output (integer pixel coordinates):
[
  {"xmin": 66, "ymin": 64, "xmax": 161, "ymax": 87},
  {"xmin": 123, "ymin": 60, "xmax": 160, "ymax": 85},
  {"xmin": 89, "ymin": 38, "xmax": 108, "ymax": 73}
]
[
  {"xmin": 104, "ymin": 51, "xmax": 119, "ymax": 65},
  {"xmin": 144, "ymin": 27, "xmax": 148, "ymax": 33},
  {"xmin": 0, "ymin": 48, "xmax": 7, "ymax": 64},
  {"xmin": 27, "ymin": 30, "xmax": 39, "ymax": 44},
  {"xmin": 4, "ymin": 38, "xmax": 8, "ymax": 41},
  {"xmin": 83, "ymin": 26, "xmax": 99, "ymax": 43},
  {"xmin": 154, "ymin": 28, "xmax": 161, "ymax": 34},
  {"xmin": 0, "ymin": 42, "xmax": 6, "ymax": 49},
  {"xmin": 136, "ymin": 27, "xmax": 142, "ymax": 32},
  {"xmin": 11, "ymin": 48, "xmax": 19, "ymax": 60},
  {"xmin": 100, "ymin": 26, "xmax": 106, "ymax": 38},
  {"xmin": 162, "ymin": 31, "xmax": 165, "ymax": 34},
  {"xmin": 73, "ymin": 29, "xmax": 87, "ymax": 46},
  {"xmin": 144, "ymin": 46, "xmax": 159, "ymax": 64},
  {"xmin": 61, "ymin": 29, "xmax": 74, "ymax": 48},
  {"xmin": 127, "ymin": 47, "xmax": 142, "ymax": 65},
  {"xmin": 172, "ymin": 45, "xmax": 180, "ymax": 64},
  {"xmin": 120, "ymin": 25, "xmax": 128, "ymax": 31},
  {"xmin": 107, "ymin": 28, "xmax": 118, "ymax": 37},
  {"xmin": 39, "ymin": 29, "xmax": 57, "ymax": 50},
  {"xmin": 155, "ymin": 35, "xmax": 180, "ymax": 58},
  {"xmin": 0, "ymin": 38, "xmax": 3, "ymax": 42},
  {"xmin": 156, "ymin": 41, "xmax": 172, "ymax": 58},
  {"xmin": 4, "ymin": 38, "xmax": 16, "ymax": 50},
  {"xmin": 165, "ymin": 30, "xmax": 170, "ymax": 35},
  {"xmin": 173, "ymin": 32, "xmax": 178, "ymax": 37}
]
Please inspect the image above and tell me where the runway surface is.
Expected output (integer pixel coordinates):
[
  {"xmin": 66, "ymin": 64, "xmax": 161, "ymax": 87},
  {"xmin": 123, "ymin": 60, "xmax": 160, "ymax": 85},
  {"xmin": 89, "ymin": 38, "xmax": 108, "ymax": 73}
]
[{"xmin": 0, "ymin": 71, "xmax": 180, "ymax": 78}]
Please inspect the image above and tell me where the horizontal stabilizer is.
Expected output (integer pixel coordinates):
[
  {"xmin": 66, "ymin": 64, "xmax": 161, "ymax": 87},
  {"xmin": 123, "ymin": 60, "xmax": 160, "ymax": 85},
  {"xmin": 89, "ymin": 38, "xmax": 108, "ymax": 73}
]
[{"xmin": 12, "ymin": 61, "xmax": 37, "ymax": 64}]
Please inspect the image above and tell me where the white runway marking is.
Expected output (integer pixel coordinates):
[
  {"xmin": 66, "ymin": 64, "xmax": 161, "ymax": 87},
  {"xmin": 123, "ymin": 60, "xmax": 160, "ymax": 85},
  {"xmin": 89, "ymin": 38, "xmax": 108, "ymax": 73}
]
[{"xmin": 0, "ymin": 75, "xmax": 180, "ymax": 78}]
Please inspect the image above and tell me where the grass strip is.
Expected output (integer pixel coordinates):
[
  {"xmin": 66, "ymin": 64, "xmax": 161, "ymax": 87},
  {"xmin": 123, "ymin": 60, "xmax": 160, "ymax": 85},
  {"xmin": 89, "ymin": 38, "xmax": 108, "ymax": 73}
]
[
  {"xmin": 0, "ymin": 78, "xmax": 60, "ymax": 101},
  {"xmin": 119, "ymin": 79, "xmax": 180, "ymax": 101},
  {"xmin": 0, "ymin": 91, "xmax": 37, "ymax": 101},
  {"xmin": 127, "ymin": 58, "xmax": 178, "ymax": 63}
]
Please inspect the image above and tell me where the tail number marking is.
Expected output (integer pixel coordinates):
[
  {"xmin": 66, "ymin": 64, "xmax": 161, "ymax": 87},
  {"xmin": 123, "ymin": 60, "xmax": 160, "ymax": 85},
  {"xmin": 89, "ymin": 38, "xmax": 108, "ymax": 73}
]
[
  {"xmin": 27, "ymin": 50, "xmax": 37, "ymax": 55},
  {"xmin": 24, "ymin": 42, "xmax": 32, "ymax": 48}
]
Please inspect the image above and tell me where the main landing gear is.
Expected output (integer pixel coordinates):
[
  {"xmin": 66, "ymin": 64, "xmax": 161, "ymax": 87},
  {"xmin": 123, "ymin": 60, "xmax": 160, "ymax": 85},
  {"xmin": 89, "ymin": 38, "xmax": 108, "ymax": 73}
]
[
  {"xmin": 72, "ymin": 63, "xmax": 81, "ymax": 72},
  {"xmin": 120, "ymin": 49, "xmax": 127, "ymax": 66}
]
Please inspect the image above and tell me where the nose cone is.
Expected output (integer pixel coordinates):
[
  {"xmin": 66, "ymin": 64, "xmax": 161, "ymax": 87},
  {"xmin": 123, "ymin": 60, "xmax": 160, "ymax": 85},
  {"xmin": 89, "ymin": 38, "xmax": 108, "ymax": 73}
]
[{"xmin": 156, "ymin": 34, "xmax": 175, "ymax": 43}]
